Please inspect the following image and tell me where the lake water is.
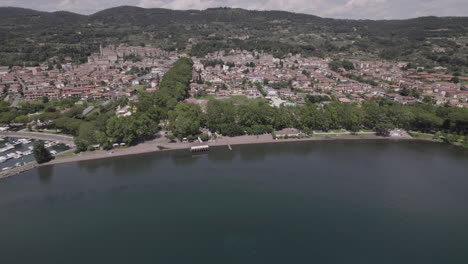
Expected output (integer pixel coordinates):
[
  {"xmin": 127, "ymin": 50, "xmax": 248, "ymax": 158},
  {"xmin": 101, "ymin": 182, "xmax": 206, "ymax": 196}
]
[{"xmin": 0, "ymin": 140, "xmax": 467, "ymax": 264}]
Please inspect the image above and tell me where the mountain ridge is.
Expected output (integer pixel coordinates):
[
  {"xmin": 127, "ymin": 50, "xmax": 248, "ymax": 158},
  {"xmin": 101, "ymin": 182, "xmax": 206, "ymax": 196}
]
[
  {"xmin": 0, "ymin": 5, "xmax": 467, "ymax": 71},
  {"xmin": 1, "ymin": 6, "xmax": 467, "ymax": 21}
]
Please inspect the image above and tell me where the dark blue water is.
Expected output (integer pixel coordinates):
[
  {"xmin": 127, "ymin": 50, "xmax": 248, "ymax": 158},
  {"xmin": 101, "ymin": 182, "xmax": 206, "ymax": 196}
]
[{"xmin": 0, "ymin": 140, "xmax": 467, "ymax": 264}]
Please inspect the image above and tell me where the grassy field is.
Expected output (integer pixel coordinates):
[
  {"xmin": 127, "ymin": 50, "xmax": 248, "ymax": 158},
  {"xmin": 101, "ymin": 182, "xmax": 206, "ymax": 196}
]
[
  {"xmin": 409, "ymin": 131, "xmax": 468, "ymax": 148},
  {"xmin": 55, "ymin": 150, "xmax": 75, "ymax": 158},
  {"xmin": 408, "ymin": 131, "xmax": 438, "ymax": 141}
]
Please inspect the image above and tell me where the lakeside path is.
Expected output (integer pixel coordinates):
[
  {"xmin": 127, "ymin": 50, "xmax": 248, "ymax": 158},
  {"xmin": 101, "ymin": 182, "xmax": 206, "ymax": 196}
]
[
  {"xmin": 0, "ymin": 131, "xmax": 74, "ymax": 145},
  {"xmin": 43, "ymin": 132, "xmax": 413, "ymax": 167}
]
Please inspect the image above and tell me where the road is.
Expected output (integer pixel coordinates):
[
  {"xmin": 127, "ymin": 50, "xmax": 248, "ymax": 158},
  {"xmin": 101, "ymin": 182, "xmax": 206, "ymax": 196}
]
[
  {"xmin": 10, "ymin": 95, "xmax": 21, "ymax": 107},
  {"xmin": 313, "ymin": 131, "xmax": 376, "ymax": 136},
  {"xmin": 0, "ymin": 131, "xmax": 74, "ymax": 145},
  {"xmin": 10, "ymin": 73, "xmax": 26, "ymax": 107}
]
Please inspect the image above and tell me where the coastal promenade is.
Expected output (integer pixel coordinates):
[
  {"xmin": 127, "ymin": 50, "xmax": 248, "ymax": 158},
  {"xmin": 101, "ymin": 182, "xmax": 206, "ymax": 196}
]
[{"xmin": 44, "ymin": 131, "xmax": 412, "ymax": 166}]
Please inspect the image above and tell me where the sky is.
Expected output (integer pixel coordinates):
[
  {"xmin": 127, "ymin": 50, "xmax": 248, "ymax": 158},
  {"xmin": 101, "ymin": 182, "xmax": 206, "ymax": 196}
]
[{"xmin": 0, "ymin": 0, "xmax": 467, "ymax": 19}]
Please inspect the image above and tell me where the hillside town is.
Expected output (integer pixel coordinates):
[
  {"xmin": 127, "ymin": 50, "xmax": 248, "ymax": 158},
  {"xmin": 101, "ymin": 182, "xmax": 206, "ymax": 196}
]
[
  {"xmin": 0, "ymin": 44, "xmax": 467, "ymax": 109},
  {"xmin": 0, "ymin": 45, "xmax": 178, "ymax": 103}
]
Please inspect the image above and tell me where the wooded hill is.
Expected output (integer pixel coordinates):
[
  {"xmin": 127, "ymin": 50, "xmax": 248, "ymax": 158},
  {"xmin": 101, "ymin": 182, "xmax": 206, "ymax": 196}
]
[{"xmin": 1, "ymin": 6, "xmax": 467, "ymax": 72}]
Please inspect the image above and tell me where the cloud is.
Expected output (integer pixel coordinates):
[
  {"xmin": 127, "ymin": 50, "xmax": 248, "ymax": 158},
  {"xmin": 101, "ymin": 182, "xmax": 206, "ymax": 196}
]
[
  {"xmin": 345, "ymin": 0, "xmax": 386, "ymax": 9},
  {"xmin": 1, "ymin": 0, "xmax": 467, "ymax": 19}
]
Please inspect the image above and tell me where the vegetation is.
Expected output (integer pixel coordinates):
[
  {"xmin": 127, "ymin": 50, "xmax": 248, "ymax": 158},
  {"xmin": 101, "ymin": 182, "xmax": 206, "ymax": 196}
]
[
  {"xmin": 33, "ymin": 141, "xmax": 53, "ymax": 164},
  {"xmin": 329, "ymin": 60, "xmax": 355, "ymax": 72},
  {"xmin": 200, "ymin": 97, "xmax": 468, "ymax": 141},
  {"xmin": 0, "ymin": 7, "xmax": 466, "ymax": 74}
]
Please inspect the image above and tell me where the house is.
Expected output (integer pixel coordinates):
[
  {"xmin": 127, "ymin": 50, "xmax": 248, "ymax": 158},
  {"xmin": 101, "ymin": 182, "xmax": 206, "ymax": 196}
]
[
  {"xmin": 275, "ymin": 128, "xmax": 302, "ymax": 138},
  {"xmin": 0, "ymin": 67, "xmax": 9, "ymax": 76},
  {"xmin": 116, "ymin": 105, "xmax": 132, "ymax": 116}
]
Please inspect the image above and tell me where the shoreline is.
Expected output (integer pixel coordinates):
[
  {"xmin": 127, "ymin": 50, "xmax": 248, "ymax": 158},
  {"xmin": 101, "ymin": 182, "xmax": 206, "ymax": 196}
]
[
  {"xmin": 42, "ymin": 133, "xmax": 414, "ymax": 166},
  {"xmin": 1, "ymin": 133, "xmax": 418, "ymax": 180}
]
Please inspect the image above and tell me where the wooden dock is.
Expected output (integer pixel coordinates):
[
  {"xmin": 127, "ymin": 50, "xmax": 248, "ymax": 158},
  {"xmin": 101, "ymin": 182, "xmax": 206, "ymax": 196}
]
[{"xmin": 190, "ymin": 145, "xmax": 209, "ymax": 152}]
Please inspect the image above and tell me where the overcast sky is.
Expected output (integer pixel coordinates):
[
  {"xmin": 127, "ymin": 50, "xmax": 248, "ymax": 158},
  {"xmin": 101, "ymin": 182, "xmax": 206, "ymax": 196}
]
[{"xmin": 1, "ymin": 0, "xmax": 467, "ymax": 19}]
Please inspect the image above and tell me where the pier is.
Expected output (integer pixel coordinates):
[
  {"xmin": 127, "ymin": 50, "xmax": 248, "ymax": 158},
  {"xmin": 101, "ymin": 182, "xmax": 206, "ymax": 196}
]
[{"xmin": 190, "ymin": 145, "xmax": 209, "ymax": 152}]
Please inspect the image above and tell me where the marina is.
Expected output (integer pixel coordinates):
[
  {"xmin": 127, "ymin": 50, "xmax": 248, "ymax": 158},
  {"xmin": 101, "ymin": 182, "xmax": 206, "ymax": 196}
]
[{"xmin": 0, "ymin": 137, "xmax": 70, "ymax": 171}]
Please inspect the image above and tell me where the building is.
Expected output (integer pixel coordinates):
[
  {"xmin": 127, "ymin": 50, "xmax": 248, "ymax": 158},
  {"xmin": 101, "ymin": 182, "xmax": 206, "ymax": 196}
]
[{"xmin": 275, "ymin": 128, "xmax": 302, "ymax": 138}]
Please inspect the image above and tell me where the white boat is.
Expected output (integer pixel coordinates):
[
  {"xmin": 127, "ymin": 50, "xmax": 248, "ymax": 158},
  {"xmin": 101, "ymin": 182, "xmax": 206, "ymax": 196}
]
[
  {"xmin": 50, "ymin": 150, "xmax": 58, "ymax": 155},
  {"xmin": 0, "ymin": 145, "xmax": 14, "ymax": 153},
  {"xmin": 2, "ymin": 167, "xmax": 11, "ymax": 171},
  {"xmin": 7, "ymin": 153, "xmax": 21, "ymax": 159},
  {"xmin": 17, "ymin": 138, "xmax": 32, "ymax": 144},
  {"xmin": 45, "ymin": 142, "xmax": 57, "ymax": 148}
]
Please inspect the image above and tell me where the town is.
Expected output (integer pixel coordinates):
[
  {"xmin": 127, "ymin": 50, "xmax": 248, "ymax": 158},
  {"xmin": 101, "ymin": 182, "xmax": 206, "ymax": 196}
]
[{"xmin": 1, "ymin": 44, "xmax": 467, "ymax": 112}]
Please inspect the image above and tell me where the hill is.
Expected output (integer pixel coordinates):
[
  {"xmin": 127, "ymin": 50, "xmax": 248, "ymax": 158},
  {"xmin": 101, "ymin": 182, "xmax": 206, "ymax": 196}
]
[{"xmin": 0, "ymin": 6, "xmax": 467, "ymax": 72}]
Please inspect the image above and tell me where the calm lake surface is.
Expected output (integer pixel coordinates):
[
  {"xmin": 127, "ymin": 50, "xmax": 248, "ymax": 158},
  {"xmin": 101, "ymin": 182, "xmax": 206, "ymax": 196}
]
[{"xmin": 0, "ymin": 140, "xmax": 468, "ymax": 264}]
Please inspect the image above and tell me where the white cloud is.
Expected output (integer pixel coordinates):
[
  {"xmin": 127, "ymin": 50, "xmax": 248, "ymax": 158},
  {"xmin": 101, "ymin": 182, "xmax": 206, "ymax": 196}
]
[
  {"xmin": 345, "ymin": 0, "xmax": 386, "ymax": 8},
  {"xmin": 139, "ymin": 0, "xmax": 226, "ymax": 10}
]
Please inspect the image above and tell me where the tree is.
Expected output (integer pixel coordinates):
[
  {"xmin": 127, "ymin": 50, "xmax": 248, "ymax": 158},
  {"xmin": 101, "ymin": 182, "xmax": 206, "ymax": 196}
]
[
  {"xmin": 199, "ymin": 134, "xmax": 211, "ymax": 141},
  {"xmin": 375, "ymin": 120, "xmax": 393, "ymax": 137},
  {"xmin": 42, "ymin": 96, "xmax": 49, "ymax": 104},
  {"xmin": 33, "ymin": 141, "xmax": 53, "ymax": 164},
  {"xmin": 423, "ymin": 96, "xmax": 434, "ymax": 104},
  {"xmin": 106, "ymin": 116, "xmax": 138, "ymax": 145},
  {"xmin": 13, "ymin": 115, "xmax": 29, "ymax": 124},
  {"xmin": 77, "ymin": 122, "xmax": 97, "ymax": 147},
  {"xmin": 451, "ymin": 77, "xmax": 460, "ymax": 84},
  {"xmin": 169, "ymin": 103, "xmax": 203, "ymax": 138},
  {"xmin": 205, "ymin": 100, "xmax": 236, "ymax": 132},
  {"xmin": 74, "ymin": 138, "xmax": 88, "ymax": 153},
  {"xmin": 0, "ymin": 112, "xmax": 16, "ymax": 124}
]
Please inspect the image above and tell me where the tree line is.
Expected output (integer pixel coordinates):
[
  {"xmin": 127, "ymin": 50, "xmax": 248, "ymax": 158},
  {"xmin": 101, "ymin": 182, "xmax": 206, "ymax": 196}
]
[{"xmin": 2, "ymin": 57, "xmax": 468, "ymax": 152}]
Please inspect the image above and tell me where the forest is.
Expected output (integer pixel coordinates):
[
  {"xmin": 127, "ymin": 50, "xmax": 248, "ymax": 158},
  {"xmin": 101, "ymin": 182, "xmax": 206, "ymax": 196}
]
[{"xmin": 1, "ymin": 7, "xmax": 467, "ymax": 74}]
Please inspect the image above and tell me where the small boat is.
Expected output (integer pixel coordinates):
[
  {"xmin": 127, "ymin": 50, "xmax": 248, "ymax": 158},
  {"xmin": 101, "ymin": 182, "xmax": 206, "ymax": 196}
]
[
  {"xmin": 17, "ymin": 139, "xmax": 32, "ymax": 144},
  {"xmin": 2, "ymin": 167, "xmax": 11, "ymax": 171},
  {"xmin": 0, "ymin": 145, "xmax": 14, "ymax": 153}
]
